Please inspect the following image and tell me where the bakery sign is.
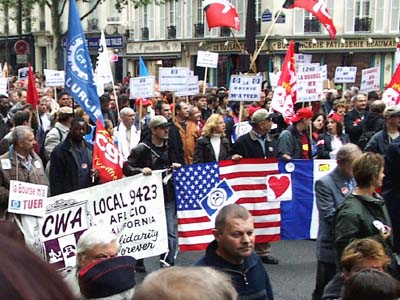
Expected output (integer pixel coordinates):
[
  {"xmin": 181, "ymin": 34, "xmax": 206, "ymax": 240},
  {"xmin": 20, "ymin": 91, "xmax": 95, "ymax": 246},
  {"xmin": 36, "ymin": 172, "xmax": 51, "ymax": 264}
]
[{"xmin": 271, "ymin": 39, "xmax": 397, "ymax": 52}]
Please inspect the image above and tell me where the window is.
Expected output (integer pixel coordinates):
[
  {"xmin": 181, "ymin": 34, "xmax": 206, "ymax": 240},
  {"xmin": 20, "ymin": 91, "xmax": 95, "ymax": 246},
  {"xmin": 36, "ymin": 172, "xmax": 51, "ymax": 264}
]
[
  {"xmin": 196, "ymin": 0, "xmax": 204, "ymax": 23},
  {"xmin": 355, "ymin": 0, "xmax": 371, "ymax": 31},
  {"xmin": 143, "ymin": 5, "xmax": 148, "ymax": 27},
  {"xmin": 304, "ymin": 11, "xmax": 321, "ymax": 33},
  {"xmin": 255, "ymin": 0, "xmax": 262, "ymax": 34}
]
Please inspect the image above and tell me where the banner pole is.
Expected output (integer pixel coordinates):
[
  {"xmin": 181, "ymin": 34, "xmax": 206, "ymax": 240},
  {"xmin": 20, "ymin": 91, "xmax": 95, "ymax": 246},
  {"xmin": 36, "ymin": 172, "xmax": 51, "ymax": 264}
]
[
  {"xmin": 249, "ymin": 8, "xmax": 283, "ymax": 71},
  {"xmin": 203, "ymin": 67, "xmax": 208, "ymax": 94}
]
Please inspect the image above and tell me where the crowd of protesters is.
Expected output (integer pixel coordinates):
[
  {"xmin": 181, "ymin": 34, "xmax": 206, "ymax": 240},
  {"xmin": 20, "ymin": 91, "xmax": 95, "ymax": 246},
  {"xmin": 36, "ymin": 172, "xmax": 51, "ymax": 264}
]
[{"xmin": 1, "ymin": 71, "xmax": 400, "ymax": 299}]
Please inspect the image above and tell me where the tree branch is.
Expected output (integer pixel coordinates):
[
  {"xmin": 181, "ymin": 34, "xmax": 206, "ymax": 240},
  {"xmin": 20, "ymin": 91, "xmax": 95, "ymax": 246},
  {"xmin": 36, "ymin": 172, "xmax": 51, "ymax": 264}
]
[
  {"xmin": 58, "ymin": 0, "xmax": 67, "ymax": 18},
  {"xmin": 80, "ymin": 0, "xmax": 104, "ymax": 20}
]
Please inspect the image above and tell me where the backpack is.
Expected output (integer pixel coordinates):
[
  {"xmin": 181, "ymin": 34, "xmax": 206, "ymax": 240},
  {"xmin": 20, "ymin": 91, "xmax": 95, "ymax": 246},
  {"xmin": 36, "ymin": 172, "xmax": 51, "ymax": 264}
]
[
  {"xmin": 357, "ymin": 130, "xmax": 375, "ymax": 150},
  {"xmin": 39, "ymin": 127, "xmax": 62, "ymax": 167}
]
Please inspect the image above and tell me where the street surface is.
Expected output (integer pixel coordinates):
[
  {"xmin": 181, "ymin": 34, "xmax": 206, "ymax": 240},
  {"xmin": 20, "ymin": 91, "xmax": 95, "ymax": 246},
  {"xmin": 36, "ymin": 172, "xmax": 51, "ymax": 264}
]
[{"xmin": 136, "ymin": 240, "xmax": 317, "ymax": 300}]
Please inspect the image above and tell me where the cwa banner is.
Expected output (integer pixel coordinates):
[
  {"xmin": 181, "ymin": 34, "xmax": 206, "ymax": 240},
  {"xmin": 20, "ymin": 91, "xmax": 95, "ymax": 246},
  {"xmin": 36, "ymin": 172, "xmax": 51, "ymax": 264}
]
[{"xmin": 20, "ymin": 172, "xmax": 168, "ymax": 273}]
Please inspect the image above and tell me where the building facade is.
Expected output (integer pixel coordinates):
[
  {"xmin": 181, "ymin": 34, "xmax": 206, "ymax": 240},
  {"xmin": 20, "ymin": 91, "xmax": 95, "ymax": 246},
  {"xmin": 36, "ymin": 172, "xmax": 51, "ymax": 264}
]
[{"xmin": 0, "ymin": 0, "xmax": 399, "ymax": 88}]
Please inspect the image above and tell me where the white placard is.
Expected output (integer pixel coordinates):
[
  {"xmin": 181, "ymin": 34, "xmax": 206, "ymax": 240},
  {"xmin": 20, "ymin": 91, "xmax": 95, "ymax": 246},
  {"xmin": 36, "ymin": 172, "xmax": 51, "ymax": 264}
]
[
  {"xmin": 20, "ymin": 172, "xmax": 168, "ymax": 272},
  {"xmin": 8, "ymin": 181, "xmax": 48, "ymax": 217},
  {"xmin": 196, "ymin": 51, "xmax": 219, "ymax": 68},
  {"xmin": 334, "ymin": 66, "xmax": 357, "ymax": 83},
  {"xmin": 129, "ymin": 76, "xmax": 156, "ymax": 99},
  {"xmin": 176, "ymin": 75, "xmax": 199, "ymax": 96},
  {"xmin": 17, "ymin": 67, "xmax": 29, "ymax": 81},
  {"xmin": 295, "ymin": 53, "xmax": 312, "ymax": 65},
  {"xmin": 269, "ymin": 72, "xmax": 281, "ymax": 88},
  {"xmin": 229, "ymin": 75, "xmax": 263, "ymax": 102},
  {"xmin": 360, "ymin": 67, "xmax": 380, "ymax": 93},
  {"xmin": 159, "ymin": 67, "xmax": 189, "ymax": 92},
  {"xmin": 297, "ymin": 64, "xmax": 327, "ymax": 81},
  {"xmin": 0, "ymin": 77, "xmax": 7, "ymax": 95},
  {"xmin": 297, "ymin": 70, "xmax": 324, "ymax": 102},
  {"xmin": 44, "ymin": 69, "xmax": 65, "ymax": 87}
]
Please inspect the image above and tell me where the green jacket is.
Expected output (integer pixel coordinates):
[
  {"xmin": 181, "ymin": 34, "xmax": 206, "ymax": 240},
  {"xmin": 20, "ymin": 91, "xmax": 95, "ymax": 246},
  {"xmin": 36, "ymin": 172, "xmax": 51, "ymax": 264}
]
[{"xmin": 335, "ymin": 192, "xmax": 393, "ymax": 260}]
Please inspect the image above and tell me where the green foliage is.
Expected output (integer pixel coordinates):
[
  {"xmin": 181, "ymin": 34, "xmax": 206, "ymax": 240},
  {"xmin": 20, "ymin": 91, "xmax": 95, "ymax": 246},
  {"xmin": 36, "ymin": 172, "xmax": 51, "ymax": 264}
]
[{"xmin": 115, "ymin": 0, "xmax": 167, "ymax": 12}]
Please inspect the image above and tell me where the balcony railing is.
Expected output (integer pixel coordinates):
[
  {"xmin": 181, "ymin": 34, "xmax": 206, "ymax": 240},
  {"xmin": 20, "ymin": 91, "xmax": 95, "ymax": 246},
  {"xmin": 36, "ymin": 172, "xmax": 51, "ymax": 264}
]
[
  {"xmin": 141, "ymin": 27, "xmax": 149, "ymax": 40},
  {"xmin": 167, "ymin": 25, "xmax": 176, "ymax": 39},
  {"xmin": 304, "ymin": 18, "xmax": 321, "ymax": 33},
  {"xmin": 354, "ymin": 17, "xmax": 371, "ymax": 32},
  {"xmin": 194, "ymin": 22, "xmax": 204, "ymax": 37}
]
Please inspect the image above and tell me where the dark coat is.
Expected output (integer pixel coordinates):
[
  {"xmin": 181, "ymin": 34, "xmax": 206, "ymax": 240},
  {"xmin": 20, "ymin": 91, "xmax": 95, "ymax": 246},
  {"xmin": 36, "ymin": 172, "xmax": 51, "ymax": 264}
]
[
  {"xmin": 193, "ymin": 135, "xmax": 230, "ymax": 163},
  {"xmin": 231, "ymin": 129, "xmax": 278, "ymax": 158},
  {"xmin": 196, "ymin": 240, "xmax": 274, "ymax": 300},
  {"xmin": 382, "ymin": 136, "xmax": 400, "ymax": 252},
  {"xmin": 315, "ymin": 167, "xmax": 354, "ymax": 264},
  {"xmin": 343, "ymin": 109, "xmax": 369, "ymax": 144},
  {"xmin": 364, "ymin": 127, "xmax": 394, "ymax": 154},
  {"xmin": 49, "ymin": 137, "xmax": 95, "ymax": 196},
  {"xmin": 277, "ymin": 125, "xmax": 311, "ymax": 159},
  {"xmin": 316, "ymin": 133, "xmax": 349, "ymax": 159},
  {"xmin": 335, "ymin": 193, "xmax": 393, "ymax": 260}
]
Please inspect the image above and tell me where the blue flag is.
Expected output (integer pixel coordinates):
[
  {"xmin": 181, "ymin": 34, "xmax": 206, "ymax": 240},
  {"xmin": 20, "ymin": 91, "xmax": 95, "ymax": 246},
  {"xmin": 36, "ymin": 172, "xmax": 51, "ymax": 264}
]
[
  {"xmin": 139, "ymin": 56, "xmax": 149, "ymax": 77},
  {"xmin": 65, "ymin": 0, "xmax": 103, "ymax": 124}
]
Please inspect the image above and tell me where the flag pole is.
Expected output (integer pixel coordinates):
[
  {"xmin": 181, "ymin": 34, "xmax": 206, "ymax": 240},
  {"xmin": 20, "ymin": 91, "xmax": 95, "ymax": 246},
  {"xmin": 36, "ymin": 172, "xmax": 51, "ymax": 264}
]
[
  {"xmin": 172, "ymin": 92, "xmax": 176, "ymax": 123},
  {"xmin": 229, "ymin": 29, "xmax": 245, "ymax": 53},
  {"xmin": 249, "ymin": 8, "xmax": 283, "ymax": 71},
  {"xmin": 110, "ymin": 80, "xmax": 121, "ymax": 121},
  {"xmin": 237, "ymin": 101, "xmax": 244, "ymax": 139}
]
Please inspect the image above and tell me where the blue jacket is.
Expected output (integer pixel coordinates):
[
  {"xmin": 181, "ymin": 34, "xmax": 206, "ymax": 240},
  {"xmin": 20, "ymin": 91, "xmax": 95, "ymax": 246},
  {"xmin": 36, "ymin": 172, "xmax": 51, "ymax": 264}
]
[{"xmin": 195, "ymin": 240, "xmax": 274, "ymax": 300}]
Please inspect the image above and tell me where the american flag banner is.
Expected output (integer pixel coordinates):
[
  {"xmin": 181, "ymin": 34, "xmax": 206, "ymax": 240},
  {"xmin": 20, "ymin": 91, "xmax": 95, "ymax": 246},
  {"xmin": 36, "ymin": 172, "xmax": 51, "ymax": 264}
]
[{"xmin": 173, "ymin": 158, "xmax": 281, "ymax": 251}]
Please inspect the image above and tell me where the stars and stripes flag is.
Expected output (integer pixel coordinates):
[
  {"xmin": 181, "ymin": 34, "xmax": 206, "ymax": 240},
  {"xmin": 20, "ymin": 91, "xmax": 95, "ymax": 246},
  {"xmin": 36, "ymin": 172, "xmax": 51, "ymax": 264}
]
[{"xmin": 173, "ymin": 158, "xmax": 281, "ymax": 251}]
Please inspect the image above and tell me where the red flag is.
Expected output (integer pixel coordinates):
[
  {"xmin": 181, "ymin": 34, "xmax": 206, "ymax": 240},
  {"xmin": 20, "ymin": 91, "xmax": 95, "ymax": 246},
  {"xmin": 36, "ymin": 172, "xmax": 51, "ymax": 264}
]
[
  {"xmin": 382, "ymin": 63, "xmax": 400, "ymax": 106},
  {"xmin": 202, "ymin": 0, "xmax": 240, "ymax": 31},
  {"xmin": 26, "ymin": 64, "xmax": 39, "ymax": 108},
  {"xmin": 93, "ymin": 119, "xmax": 124, "ymax": 183},
  {"xmin": 283, "ymin": 0, "xmax": 336, "ymax": 39},
  {"xmin": 271, "ymin": 41, "xmax": 297, "ymax": 124}
]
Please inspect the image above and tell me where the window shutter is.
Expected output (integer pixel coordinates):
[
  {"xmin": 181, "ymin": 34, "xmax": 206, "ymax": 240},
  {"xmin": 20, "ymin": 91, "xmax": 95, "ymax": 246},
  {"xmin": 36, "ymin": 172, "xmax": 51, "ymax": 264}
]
[
  {"xmin": 186, "ymin": 0, "xmax": 193, "ymax": 38},
  {"xmin": 176, "ymin": 0, "xmax": 182, "ymax": 38},
  {"xmin": 389, "ymin": 0, "xmax": 400, "ymax": 33},
  {"xmin": 345, "ymin": 0, "xmax": 356, "ymax": 33},
  {"xmin": 134, "ymin": 8, "xmax": 140, "ymax": 40},
  {"xmin": 293, "ymin": 8, "xmax": 304, "ymax": 35},
  {"xmin": 159, "ymin": 5, "xmax": 166, "ymax": 39},
  {"xmin": 148, "ymin": 5, "xmax": 154, "ymax": 40}
]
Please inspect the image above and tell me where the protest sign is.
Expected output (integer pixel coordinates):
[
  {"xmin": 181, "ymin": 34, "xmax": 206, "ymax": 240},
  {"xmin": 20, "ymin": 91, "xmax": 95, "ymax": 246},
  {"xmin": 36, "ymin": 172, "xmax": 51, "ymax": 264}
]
[
  {"xmin": 8, "ymin": 181, "xmax": 47, "ymax": 217},
  {"xmin": 129, "ymin": 76, "xmax": 155, "ymax": 99},
  {"xmin": 0, "ymin": 77, "xmax": 7, "ymax": 95},
  {"xmin": 18, "ymin": 67, "xmax": 29, "ymax": 82},
  {"xmin": 269, "ymin": 72, "xmax": 280, "ymax": 87},
  {"xmin": 159, "ymin": 67, "xmax": 189, "ymax": 92},
  {"xmin": 176, "ymin": 75, "xmax": 199, "ymax": 96},
  {"xmin": 196, "ymin": 51, "xmax": 219, "ymax": 68},
  {"xmin": 360, "ymin": 67, "xmax": 380, "ymax": 93},
  {"xmin": 297, "ymin": 69, "xmax": 324, "ymax": 102},
  {"xmin": 44, "ymin": 69, "xmax": 65, "ymax": 87},
  {"xmin": 229, "ymin": 75, "xmax": 263, "ymax": 101},
  {"xmin": 295, "ymin": 53, "xmax": 312, "ymax": 65},
  {"xmin": 20, "ymin": 172, "xmax": 168, "ymax": 272},
  {"xmin": 334, "ymin": 66, "xmax": 357, "ymax": 83}
]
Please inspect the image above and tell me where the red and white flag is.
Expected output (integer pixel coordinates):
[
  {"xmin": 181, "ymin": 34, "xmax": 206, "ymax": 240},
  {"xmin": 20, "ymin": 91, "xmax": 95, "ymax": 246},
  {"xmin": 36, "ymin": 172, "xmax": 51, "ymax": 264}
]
[
  {"xmin": 271, "ymin": 41, "xmax": 297, "ymax": 124},
  {"xmin": 202, "ymin": 0, "xmax": 240, "ymax": 31},
  {"xmin": 93, "ymin": 119, "xmax": 124, "ymax": 183},
  {"xmin": 283, "ymin": 0, "xmax": 336, "ymax": 39},
  {"xmin": 26, "ymin": 64, "xmax": 39, "ymax": 108},
  {"xmin": 382, "ymin": 63, "xmax": 400, "ymax": 106}
]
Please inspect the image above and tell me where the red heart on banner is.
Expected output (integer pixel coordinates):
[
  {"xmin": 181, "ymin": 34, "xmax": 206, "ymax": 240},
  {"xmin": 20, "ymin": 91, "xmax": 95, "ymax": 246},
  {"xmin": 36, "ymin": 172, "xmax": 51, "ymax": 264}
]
[{"xmin": 268, "ymin": 175, "xmax": 290, "ymax": 198}]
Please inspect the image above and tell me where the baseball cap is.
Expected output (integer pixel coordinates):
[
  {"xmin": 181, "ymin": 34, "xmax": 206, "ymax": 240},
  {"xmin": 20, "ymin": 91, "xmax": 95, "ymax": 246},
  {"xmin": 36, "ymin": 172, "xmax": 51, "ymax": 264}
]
[
  {"xmin": 149, "ymin": 115, "xmax": 170, "ymax": 129},
  {"xmin": 0, "ymin": 93, "xmax": 8, "ymax": 99},
  {"xmin": 78, "ymin": 256, "xmax": 136, "ymax": 299},
  {"xmin": 58, "ymin": 107, "xmax": 73, "ymax": 115},
  {"xmin": 327, "ymin": 112, "xmax": 343, "ymax": 123},
  {"xmin": 251, "ymin": 108, "xmax": 271, "ymax": 124},
  {"xmin": 383, "ymin": 105, "xmax": 400, "ymax": 117},
  {"xmin": 135, "ymin": 98, "xmax": 152, "ymax": 107},
  {"xmin": 291, "ymin": 108, "xmax": 313, "ymax": 123}
]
